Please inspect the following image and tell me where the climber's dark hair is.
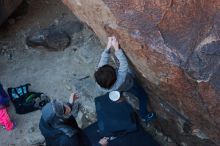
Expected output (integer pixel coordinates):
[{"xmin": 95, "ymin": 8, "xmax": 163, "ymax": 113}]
[{"xmin": 94, "ymin": 65, "xmax": 116, "ymax": 89}]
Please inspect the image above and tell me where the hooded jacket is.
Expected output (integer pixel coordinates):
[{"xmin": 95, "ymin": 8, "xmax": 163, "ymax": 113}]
[
  {"xmin": 41, "ymin": 101, "xmax": 78, "ymax": 137},
  {"xmin": 39, "ymin": 101, "xmax": 84, "ymax": 146}
]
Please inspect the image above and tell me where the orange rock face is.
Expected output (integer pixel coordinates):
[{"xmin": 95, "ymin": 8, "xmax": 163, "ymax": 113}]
[{"xmin": 62, "ymin": 0, "xmax": 220, "ymax": 145}]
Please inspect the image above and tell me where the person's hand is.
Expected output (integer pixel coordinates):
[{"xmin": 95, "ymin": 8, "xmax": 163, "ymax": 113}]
[
  {"xmin": 106, "ymin": 37, "xmax": 113, "ymax": 50},
  {"xmin": 99, "ymin": 137, "xmax": 109, "ymax": 146},
  {"xmin": 111, "ymin": 36, "xmax": 119, "ymax": 51},
  {"xmin": 69, "ymin": 92, "xmax": 80, "ymax": 104}
]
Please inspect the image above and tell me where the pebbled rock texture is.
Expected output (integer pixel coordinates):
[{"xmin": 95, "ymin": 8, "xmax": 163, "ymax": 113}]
[{"xmin": 62, "ymin": 0, "xmax": 220, "ymax": 145}]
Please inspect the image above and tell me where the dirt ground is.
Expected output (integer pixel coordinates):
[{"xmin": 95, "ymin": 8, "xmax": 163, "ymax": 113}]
[
  {"xmin": 0, "ymin": 0, "xmax": 103, "ymax": 145},
  {"xmin": 0, "ymin": 0, "xmax": 175, "ymax": 146}
]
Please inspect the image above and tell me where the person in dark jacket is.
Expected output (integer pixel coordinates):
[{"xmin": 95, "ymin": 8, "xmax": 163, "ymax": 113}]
[
  {"xmin": 39, "ymin": 93, "xmax": 90, "ymax": 146},
  {"xmin": 84, "ymin": 122, "xmax": 160, "ymax": 146}
]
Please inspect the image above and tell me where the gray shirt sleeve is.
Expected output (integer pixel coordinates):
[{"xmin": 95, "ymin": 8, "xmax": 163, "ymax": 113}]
[
  {"xmin": 97, "ymin": 48, "xmax": 110, "ymax": 68},
  {"xmin": 97, "ymin": 48, "xmax": 129, "ymax": 92},
  {"xmin": 110, "ymin": 49, "xmax": 128, "ymax": 91}
]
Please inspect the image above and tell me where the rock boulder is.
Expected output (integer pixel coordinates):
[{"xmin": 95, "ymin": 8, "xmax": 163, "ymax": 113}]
[{"xmin": 62, "ymin": 0, "xmax": 220, "ymax": 145}]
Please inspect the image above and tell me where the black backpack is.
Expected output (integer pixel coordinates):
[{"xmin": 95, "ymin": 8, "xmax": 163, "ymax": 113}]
[{"xmin": 8, "ymin": 83, "xmax": 50, "ymax": 114}]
